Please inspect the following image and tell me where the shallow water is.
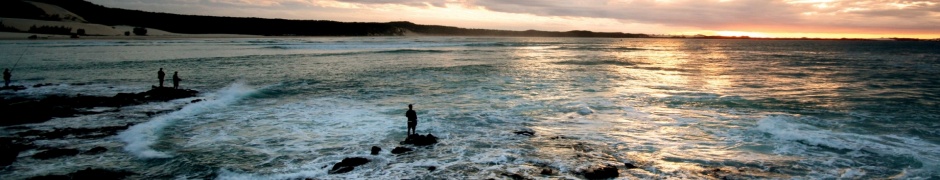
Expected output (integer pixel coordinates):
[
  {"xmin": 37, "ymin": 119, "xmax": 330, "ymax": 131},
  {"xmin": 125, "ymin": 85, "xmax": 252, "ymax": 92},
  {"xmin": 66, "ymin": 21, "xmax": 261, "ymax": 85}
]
[{"xmin": 1, "ymin": 37, "xmax": 939, "ymax": 179}]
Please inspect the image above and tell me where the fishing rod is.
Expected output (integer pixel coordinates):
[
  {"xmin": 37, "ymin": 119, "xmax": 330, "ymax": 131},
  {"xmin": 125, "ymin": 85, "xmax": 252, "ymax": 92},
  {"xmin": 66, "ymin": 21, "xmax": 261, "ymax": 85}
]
[{"xmin": 10, "ymin": 45, "xmax": 29, "ymax": 72}]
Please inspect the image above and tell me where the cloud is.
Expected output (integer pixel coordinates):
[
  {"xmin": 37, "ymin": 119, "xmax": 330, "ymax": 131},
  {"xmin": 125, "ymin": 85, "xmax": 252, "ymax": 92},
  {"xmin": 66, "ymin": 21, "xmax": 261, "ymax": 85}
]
[{"xmin": 86, "ymin": 0, "xmax": 940, "ymax": 35}]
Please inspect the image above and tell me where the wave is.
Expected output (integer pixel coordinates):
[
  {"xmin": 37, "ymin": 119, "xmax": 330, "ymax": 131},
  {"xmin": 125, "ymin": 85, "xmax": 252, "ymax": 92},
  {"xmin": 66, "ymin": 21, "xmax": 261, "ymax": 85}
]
[
  {"xmin": 553, "ymin": 60, "xmax": 638, "ymax": 66},
  {"xmin": 552, "ymin": 46, "xmax": 650, "ymax": 51},
  {"xmin": 118, "ymin": 82, "xmax": 258, "ymax": 158},
  {"xmin": 754, "ymin": 115, "xmax": 940, "ymax": 178}
]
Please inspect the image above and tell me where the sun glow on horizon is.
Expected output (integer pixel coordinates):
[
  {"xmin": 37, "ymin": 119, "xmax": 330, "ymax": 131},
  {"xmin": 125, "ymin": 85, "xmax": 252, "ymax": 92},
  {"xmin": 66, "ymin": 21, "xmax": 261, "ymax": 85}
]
[{"xmin": 715, "ymin": 31, "xmax": 771, "ymax": 38}]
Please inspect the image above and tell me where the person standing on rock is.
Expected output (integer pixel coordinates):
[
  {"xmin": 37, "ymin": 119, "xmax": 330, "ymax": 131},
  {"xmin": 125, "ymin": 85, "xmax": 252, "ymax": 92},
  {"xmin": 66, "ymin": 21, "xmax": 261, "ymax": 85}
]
[
  {"xmin": 406, "ymin": 104, "xmax": 418, "ymax": 135},
  {"xmin": 157, "ymin": 68, "xmax": 165, "ymax": 87},
  {"xmin": 3, "ymin": 68, "xmax": 10, "ymax": 87},
  {"xmin": 172, "ymin": 71, "xmax": 181, "ymax": 89}
]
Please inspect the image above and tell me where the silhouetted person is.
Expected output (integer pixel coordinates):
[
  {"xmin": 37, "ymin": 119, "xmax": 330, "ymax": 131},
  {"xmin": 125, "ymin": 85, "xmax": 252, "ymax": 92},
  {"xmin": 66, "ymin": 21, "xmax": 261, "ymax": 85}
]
[
  {"xmin": 3, "ymin": 69, "xmax": 10, "ymax": 87},
  {"xmin": 172, "ymin": 71, "xmax": 181, "ymax": 89},
  {"xmin": 157, "ymin": 68, "xmax": 165, "ymax": 87},
  {"xmin": 406, "ymin": 104, "xmax": 417, "ymax": 135}
]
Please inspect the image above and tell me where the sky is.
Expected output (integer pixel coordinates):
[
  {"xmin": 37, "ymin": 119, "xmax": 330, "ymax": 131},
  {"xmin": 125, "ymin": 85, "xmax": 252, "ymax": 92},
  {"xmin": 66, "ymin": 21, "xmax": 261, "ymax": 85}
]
[{"xmin": 86, "ymin": 0, "xmax": 940, "ymax": 39}]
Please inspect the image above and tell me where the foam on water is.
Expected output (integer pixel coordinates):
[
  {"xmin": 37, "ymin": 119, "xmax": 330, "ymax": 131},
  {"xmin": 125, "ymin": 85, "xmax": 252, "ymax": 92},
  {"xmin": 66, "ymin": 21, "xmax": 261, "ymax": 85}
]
[
  {"xmin": 754, "ymin": 115, "xmax": 940, "ymax": 178},
  {"xmin": 118, "ymin": 82, "xmax": 257, "ymax": 158}
]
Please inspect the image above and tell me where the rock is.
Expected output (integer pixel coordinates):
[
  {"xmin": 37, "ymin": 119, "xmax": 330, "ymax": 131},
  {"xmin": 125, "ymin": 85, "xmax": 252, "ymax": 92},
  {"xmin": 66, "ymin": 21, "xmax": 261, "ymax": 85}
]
[
  {"xmin": 83, "ymin": 147, "xmax": 108, "ymax": 155},
  {"xmin": 501, "ymin": 172, "xmax": 531, "ymax": 180},
  {"xmin": 190, "ymin": 99, "xmax": 204, "ymax": 103},
  {"xmin": 428, "ymin": 166, "xmax": 436, "ymax": 171},
  {"xmin": 0, "ymin": 85, "xmax": 27, "ymax": 91},
  {"xmin": 391, "ymin": 147, "xmax": 413, "ymax": 154},
  {"xmin": 143, "ymin": 86, "xmax": 199, "ymax": 101},
  {"xmin": 513, "ymin": 130, "xmax": 535, "ymax": 137},
  {"xmin": 329, "ymin": 157, "xmax": 370, "ymax": 174},
  {"xmin": 32, "ymin": 83, "xmax": 55, "ymax": 88},
  {"xmin": 624, "ymin": 163, "xmax": 638, "ymax": 169},
  {"xmin": 16, "ymin": 124, "xmax": 134, "ymax": 140},
  {"xmin": 401, "ymin": 133, "xmax": 438, "ymax": 146},
  {"xmin": 581, "ymin": 164, "xmax": 619, "ymax": 179},
  {"xmin": 1, "ymin": 138, "xmax": 27, "ymax": 166},
  {"xmin": 540, "ymin": 168, "xmax": 554, "ymax": 175},
  {"xmin": 371, "ymin": 146, "xmax": 381, "ymax": 155},
  {"xmin": 1, "ymin": 86, "xmax": 198, "ymax": 126},
  {"xmin": 32, "ymin": 148, "xmax": 80, "ymax": 160},
  {"xmin": 26, "ymin": 168, "xmax": 135, "ymax": 180}
]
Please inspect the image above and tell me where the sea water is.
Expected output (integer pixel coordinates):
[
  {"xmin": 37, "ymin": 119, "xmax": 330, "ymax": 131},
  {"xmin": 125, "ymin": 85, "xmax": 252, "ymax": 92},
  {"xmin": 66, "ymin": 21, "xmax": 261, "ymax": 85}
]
[{"xmin": 1, "ymin": 37, "xmax": 938, "ymax": 179}]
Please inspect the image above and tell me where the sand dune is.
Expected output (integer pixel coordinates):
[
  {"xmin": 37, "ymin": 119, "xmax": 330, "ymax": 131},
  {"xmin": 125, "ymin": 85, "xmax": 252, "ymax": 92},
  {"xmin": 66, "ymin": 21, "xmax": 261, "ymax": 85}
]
[{"xmin": 24, "ymin": 1, "xmax": 88, "ymax": 23}]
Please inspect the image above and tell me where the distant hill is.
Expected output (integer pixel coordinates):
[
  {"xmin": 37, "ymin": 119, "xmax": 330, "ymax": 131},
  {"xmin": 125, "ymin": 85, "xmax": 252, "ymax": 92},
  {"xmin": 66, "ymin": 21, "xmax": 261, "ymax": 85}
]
[{"xmin": 2, "ymin": 0, "xmax": 649, "ymax": 38}]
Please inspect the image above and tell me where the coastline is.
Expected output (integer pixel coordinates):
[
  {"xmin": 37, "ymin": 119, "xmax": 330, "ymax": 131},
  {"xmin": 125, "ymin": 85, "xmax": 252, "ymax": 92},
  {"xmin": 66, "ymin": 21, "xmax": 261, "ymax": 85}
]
[{"xmin": 0, "ymin": 31, "xmax": 262, "ymax": 40}]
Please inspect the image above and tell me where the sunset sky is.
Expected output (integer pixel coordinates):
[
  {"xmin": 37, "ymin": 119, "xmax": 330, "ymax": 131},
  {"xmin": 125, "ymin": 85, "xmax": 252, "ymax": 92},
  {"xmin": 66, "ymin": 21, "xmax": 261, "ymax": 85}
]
[{"xmin": 86, "ymin": 0, "xmax": 940, "ymax": 39}]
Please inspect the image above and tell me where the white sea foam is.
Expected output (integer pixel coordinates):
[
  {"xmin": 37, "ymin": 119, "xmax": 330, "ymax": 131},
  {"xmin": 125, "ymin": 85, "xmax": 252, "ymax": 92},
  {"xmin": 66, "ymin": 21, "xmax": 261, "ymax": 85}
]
[
  {"xmin": 118, "ymin": 82, "xmax": 257, "ymax": 158},
  {"xmin": 755, "ymin": 115, "xmax": 940, "ymax": 178}
]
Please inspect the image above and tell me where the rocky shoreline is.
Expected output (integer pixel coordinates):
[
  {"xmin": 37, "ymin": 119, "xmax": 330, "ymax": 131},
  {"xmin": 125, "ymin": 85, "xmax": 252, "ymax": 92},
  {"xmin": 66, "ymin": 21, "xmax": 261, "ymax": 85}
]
[{"xmin": 1, "ymin": 86, "xmax": 200, "ymax": 178}]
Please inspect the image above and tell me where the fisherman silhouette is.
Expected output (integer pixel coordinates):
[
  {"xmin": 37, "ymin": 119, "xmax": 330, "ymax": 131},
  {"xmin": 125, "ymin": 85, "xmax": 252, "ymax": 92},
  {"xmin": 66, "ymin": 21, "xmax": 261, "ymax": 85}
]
[
  {"xmin": 172, "ymin": 71, "xmax": 181, "ymax": 89},
  {"xmin": 3, "ymin": 69, "xmax": 10, "ymax": 87},
  {"xmin": 406, "ymin": 104, "xmax": 417, "ymax": 135},
  {"xmin": 157, "ymin": 68, "xmax": 165, "ymax": 87},
  {"xmin": 157, "ymin": 68, "xmax": 166, "ymax": 87}
]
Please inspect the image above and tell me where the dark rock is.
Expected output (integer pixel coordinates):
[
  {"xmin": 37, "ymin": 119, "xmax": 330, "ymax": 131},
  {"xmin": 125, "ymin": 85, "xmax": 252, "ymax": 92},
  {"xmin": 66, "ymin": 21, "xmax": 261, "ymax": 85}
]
[
  {"xmin": 1, "ymin": 87, "xmax": 198, "ymax": 126},
  {"xmin": 329, "ymin": 157, "xmax": 370, "ymax": 174},
  {"xmin": 0, "ymin": 138, "xmax": 32, "ymax": 166},
  {"xmin": 391, "ymin": 147, "xmax": 413, "ymax": 154},
  {"xmin": 501, "ymin": 172, "xmax": 531, "ymax": 180},
  {"xmin": 83, "ymin": 147, "xmax": 108, "ymax": 155},
  {"xmin": 33, "ymin": 83, "xmax": 55, "ymax": 88},
  {"xmin": 0, "ymin": 85, "xmax": 27, "ymax": 91},
  {"xmin": 540, "ymin": 168, "xmax": 554, "ymax": 175},
  {"xmin": 26, "ymin": 168, "xmax": 135, "ymax": 180},
  {"xmin": 401, "ymin": 133, "xmax": 438, "ymax": 146},
  {"xmin": 624, "ymin": 163, "xmax": 638, "ymax": 169},
  {"xmin": 371, "ymin": 146, "xmax": 381, "ymax": 155},
  {"xmin": 16, "ymin": 124, "xmax": 134, "ymax": 140},
  {"xmin": 26, "ymin": 174, "xmax": 70, "ymax": 180},
  {"xmin": 32, "ymin": 148, "xmax": 80, "ymax": 160},
  {"xmin": 513, "ymin": 129, "xmax": 535, "ymax": 137},
  {"xmin": 190, "ymin": 99, "xmax": 204, "ymax": 103},
  {"xmin": 581, "ymin": 164, "xmax": 619, "ymax": 179},
  {"xmin": 428, "ymin": 166, "xmax": 436, "ymax": 171}
]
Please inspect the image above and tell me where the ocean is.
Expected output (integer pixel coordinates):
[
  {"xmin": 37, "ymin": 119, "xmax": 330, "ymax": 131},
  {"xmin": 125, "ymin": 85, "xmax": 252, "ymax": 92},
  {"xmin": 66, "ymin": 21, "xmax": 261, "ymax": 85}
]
[{"xmin": 1, "ymin": 37, "xmax": 938, "ymax": 179}]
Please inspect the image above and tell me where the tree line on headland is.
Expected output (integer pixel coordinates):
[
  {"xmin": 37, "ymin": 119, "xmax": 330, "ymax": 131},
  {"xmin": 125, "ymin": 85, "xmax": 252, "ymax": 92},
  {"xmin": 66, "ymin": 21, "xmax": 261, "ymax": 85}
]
[{"xmin": 3, "ymin": 0, "xmax": 649, "ymax": 38}]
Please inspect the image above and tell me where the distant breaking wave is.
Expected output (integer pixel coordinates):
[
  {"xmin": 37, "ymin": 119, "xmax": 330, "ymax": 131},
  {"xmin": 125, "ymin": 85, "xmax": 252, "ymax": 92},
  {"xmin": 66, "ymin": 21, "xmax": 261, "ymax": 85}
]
[{"xmin": 118, "ymin": 82, "xmax": 257, "ymax": 158}]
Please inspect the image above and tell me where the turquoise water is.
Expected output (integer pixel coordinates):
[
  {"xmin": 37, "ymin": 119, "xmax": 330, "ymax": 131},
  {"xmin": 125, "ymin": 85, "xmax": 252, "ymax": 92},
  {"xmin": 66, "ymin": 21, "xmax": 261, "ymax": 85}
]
[{"xmin": 1, "ymin": 37, "xmax": 938, "ymax": 179}]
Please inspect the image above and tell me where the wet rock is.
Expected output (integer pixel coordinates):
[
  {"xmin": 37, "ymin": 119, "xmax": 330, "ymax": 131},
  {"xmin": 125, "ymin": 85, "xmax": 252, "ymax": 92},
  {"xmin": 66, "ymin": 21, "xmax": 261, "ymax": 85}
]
[
  {"xmin": 329, "ymin": 157, "xmax": 370, "ymax": 174},
  {"xmin": 428, "ymin": 166, "xmax": 436, "ymax": 171},
  {"xmin": 26, "ymin": 168, "xmax": 135, "ymax": 180},
  {"xmin": 540, "ymin": 168, "xmax": 554, "ymax": 175},
  {"xmin": 32, "ymin": 83, "xmax": 55, "ymax": 88},
  {"xmin": 581, "ymin": 164, "xmax": 619, "ymax": 179},
  {"xmin": 0, "ymin": 138, "xmax": 32, "ymax": 166},
  {"xmin": 371, "ymin": 146, "xmax": 381, "ymax": 155},
  {"xmin": 501, "ymin": 172, "xmax": 531, "ymax": 180},
  {"xmin": 1, "ymin": 87, "xmax": 198, "ymax": 126},
  {"xmin": 32, "ymin": 148, "xmax": 80, "ymax": 160},
  {"xmin": 391, "ymin": 147, "xmax": 413, "ymax": 154},
  {"xmin": 401, "ymin": 133, "xmax": 438, "ymax": 146},
  {"xmin": 624, "ymin": 162, "xmax": 639, "ymax": 169},
  {"xmin": 83, "ymin": 147, "xmax": 108, "ymax": 155},
  {"xmin": 16, "ymin": 124, "xmax": 134, "ymax": 140},
  {"xmin": 0, "ymin": 85, "xmax": 27, "ymax": 91},
  {"xmin": 513, "ymin": 129, "xmax": 535, "ymax": 137},
  {"xmin": 190, "ymin": 99, "xmax": 204, "ymax": 103}
]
